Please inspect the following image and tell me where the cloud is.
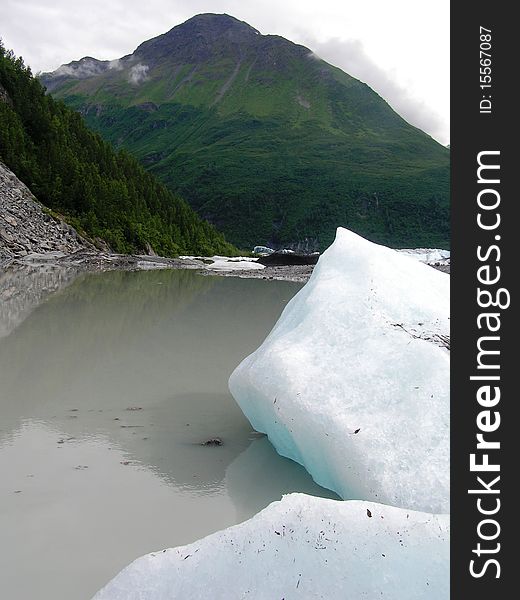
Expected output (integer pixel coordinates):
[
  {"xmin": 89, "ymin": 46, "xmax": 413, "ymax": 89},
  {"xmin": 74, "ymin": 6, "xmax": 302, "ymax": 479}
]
[
  {"xmin": 48, "ymin": 56, "xmax": 124, "ymax": 79},
  {"xmin": 128, "ymin": 63, "xmax": 149, "ymax": 84},
  {"xmin": 301, "ymin": 36, "xmax": 447, "ymax": 144},
  {"xmin": 0, "ymin": 0, "xmax": 449, "ymax": 143},
  {"xmin": 108, "ymin": 58, "xmax": 123, "ymax": 71},
  {"xmin": 52, "ymin": 58, "xmax": 105, "ymax": 78}
]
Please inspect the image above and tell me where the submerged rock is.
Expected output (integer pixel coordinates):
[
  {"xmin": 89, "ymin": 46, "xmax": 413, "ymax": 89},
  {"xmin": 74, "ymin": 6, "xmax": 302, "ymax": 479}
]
[
  {"xmin": 201, "ymin": 438, "xmax": 223, "ymax": 446},
  {"xmin": 229, "ymin": 227, "xmax": 450, "ymax": 513},
  {"xmin": 93, "ymin": 494, "xmax": 449, "ymax": 599}
]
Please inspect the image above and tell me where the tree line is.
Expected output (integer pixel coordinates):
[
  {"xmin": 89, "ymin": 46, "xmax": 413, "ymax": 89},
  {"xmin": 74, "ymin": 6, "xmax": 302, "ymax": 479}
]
[{"xmin": 0, "ymin": 41, "xmax": 237, "ymax": 256}]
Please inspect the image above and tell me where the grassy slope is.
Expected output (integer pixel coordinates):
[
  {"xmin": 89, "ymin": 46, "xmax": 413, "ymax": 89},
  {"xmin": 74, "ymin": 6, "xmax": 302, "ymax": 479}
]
[{"xmin": 45, "ymin": 16, "xmax": 450, "ymax": 250}]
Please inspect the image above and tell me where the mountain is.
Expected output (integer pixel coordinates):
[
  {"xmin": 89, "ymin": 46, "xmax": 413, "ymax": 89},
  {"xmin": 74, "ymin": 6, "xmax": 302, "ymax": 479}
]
[
  {"xmin": 0, "ymin": 42, "xmax": 237, "ymax": 257},
  {"xmin": 41, "ymin": 13, "xmax": 450, "ymax": 250}
]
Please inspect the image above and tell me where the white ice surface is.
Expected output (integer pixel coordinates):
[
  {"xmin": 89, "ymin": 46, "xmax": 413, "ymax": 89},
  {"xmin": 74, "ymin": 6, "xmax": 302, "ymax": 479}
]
[
  {"xmin": 206, "ymin": 256, "xmax": 264, "ymax": 271},
  {"xmin": 178, "ymin": 256, "xmax": 265, "ymax": 271},
  {"xmin": 397, "ymin": 248, "xmax": 450, "ymax": 263},
  {"xmin": 93, "ymin": 229, "xmax": 450, "ymax": 597},
  {"xmin": 93, "ymin": 494, "xmax": 449, "ymax": 600},
  {"xmin": 229, "ymin": 228, "xmax": 450, "ymax": 513},
  {"xmin": 253, "ymin": 245, "xmax": 275, "ymax": 255}
]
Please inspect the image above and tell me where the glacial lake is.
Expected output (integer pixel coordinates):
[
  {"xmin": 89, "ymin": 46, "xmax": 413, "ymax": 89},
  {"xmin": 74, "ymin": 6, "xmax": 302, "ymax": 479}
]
[{"xmin": 0, "ymin": 268, "xmax": 337, "ymax": 600}]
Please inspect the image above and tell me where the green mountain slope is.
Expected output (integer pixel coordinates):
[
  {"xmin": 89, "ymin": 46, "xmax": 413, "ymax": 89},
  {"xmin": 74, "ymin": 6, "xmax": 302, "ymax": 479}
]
[
  {"xmin": 42, "ymin": 13, "xmax": 450, "ymax": 250},
  {"xmin": 0, "ymin": 42, "xmax": 236, "ymax": 256}
]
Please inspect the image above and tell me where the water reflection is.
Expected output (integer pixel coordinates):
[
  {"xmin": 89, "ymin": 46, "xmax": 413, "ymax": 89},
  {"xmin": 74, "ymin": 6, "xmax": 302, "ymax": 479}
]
[
  {"xmin": 0, "ymin": 264, "xmax": 81, "ymax": 338},
  {"xmin": 0, "ymin": 419, "xmax": 238, "ymax": 600},
  {"xmin": 226, "ymin": 436, "xmax": 339, "ymax": 521},
  {"xmin": 0, "ymin": 268, "xmax": 334, "ymax": 600}
]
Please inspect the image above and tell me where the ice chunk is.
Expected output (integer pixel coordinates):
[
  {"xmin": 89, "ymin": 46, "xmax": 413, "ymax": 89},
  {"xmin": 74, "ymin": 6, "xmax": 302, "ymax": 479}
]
[
  {"xmin": 178, "ymin": 255, "xmax": 265, "ymax": 271},
  {"xmin": 397, "ymin": 248, "xmax": 450, "ymax": 264},
  {"xmin": 93, "ymin": 494, "xmax": 449, "ymax": 600},
  {"xmin": 253, "ymin": 245, "xmax": 275, "ymax": 255},
  {"xmin": 206, "ymin": 256, "xmax": 264, "ymax": 271},
  {"xmin": 229, "ymin": 228, "xmax": 449, "ymax": 513}
]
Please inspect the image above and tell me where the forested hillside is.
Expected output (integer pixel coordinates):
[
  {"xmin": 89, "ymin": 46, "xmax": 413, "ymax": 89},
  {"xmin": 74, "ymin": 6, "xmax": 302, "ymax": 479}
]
[
  {"xmin": 42, "ymin": 14, "xmax": 450, "ymax": 250},
  {"xmin": 0, "ymin": 41, "xmax": 236, "ymax": 256}
]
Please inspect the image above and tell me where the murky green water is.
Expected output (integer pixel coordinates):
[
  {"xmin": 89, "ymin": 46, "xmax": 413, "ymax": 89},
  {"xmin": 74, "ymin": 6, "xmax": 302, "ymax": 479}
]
[{"xmin": 0, "ymin": 268, "xmax": 336, "ymax": 600}]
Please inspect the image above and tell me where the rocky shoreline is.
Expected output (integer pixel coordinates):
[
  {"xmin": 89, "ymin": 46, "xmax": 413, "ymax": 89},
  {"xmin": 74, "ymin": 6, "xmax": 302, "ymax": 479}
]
[
  {"xmin": 3, "ymin": 250, "xmax": 314, "ymax": 280},
  {"xmin": 2, "ymin": 246, "xmax": 449, "ymax": 281},
  {"xmin": 1, "ymin": 160, "xmax": 448, "ymax": 283},
  {"xmin": 0, "ymin": 160, "xmax": 314, "ymax": 282},
  {"xmin": 199, "ymin": 263, "xmax": 315, "ymax": 283},
  {"xmin": 2, "ymin": 249, "xmax": 202, "ymax": 272},
  {"xmin": 0, "ymin": 161, "xmax": 93, "ymax": 265},
  {"xmin": 199, "ymin": 256, "xmax": 449, "ymax": 281},
  {"xmin": 2, "ymin": 243, "xmax": 449, "ymax": 287}
]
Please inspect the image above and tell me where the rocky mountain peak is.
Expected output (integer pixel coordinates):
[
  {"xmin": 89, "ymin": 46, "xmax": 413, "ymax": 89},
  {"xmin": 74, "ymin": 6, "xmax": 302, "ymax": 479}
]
[
  {"xmin": 37, "ymin": 14, "xmax": 449, "ymax": 251},
  {"xmin": 135, "ymin": 13, "xmax": 265, "ymax": 62},
  {"xmin": 157, "ymin": 13, "xmax": 260, "ymax": 44},
  {"xmin": 176, "ymin": 13, "xmax": 260, "ymax": 36}
]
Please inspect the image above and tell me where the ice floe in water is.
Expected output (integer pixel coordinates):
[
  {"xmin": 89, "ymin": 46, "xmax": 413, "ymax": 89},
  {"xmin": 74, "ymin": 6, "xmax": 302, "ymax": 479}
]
[
  {"xmin": 93, "ymin": 228, "xmax": 450, "ymax": 597},
  {"xmin": 93, "ymin": 494, "xmax": 449, "ymax": 600},
  {"xmin": 397, "ymin": 248, "xmax": 450, "ymax": 264},
  {"xmin": 179, "ymin": 255, "xmax": 265, "ymax": 271},
  {"xmin": 229, "ymin": 227, "xmax": 450, "ymax": 513},
  {"xmin": 206, "ymin": 256, "xmax": 264, "ymax": 271}
]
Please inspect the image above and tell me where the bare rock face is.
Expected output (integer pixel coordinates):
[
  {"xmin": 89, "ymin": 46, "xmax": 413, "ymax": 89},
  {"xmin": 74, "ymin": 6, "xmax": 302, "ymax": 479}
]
[
  {"xmin": 0, "ymin": 83, "xmax": 13, "ymax": 107},
  {"xmin": 0, "ymin": 161, "xmax": 93, "ymax": 266}
]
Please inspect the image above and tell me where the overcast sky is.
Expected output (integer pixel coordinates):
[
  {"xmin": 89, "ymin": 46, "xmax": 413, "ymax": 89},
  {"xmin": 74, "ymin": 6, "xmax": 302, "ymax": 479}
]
[{"xmin": 2, "ymin": 0, "xmax": 449, "ymax": 144}]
